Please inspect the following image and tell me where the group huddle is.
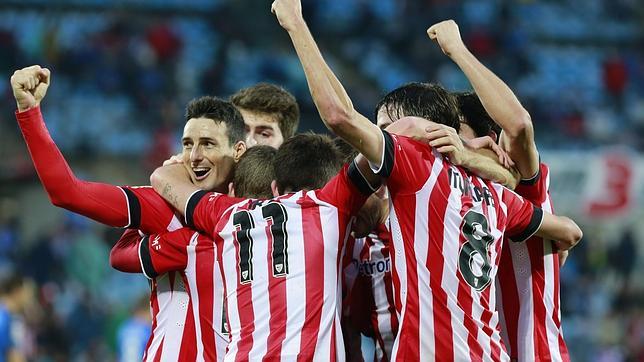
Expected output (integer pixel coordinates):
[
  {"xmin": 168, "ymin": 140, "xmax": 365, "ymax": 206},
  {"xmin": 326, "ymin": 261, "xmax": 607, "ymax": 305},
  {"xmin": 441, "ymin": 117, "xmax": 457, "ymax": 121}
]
[{"xmin": 10, "ymin": 0, "xmax": 582, "ymax": 361}]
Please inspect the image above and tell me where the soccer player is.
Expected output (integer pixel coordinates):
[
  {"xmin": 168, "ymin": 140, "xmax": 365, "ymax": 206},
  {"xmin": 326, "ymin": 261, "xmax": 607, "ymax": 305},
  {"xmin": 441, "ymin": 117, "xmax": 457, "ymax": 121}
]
[
  {"xmin": 428, "ymin": 19, "xmax": 571, "ymax": 360},
  {"xmin": 150, "ymin": 133, "xmax": 375, "ymax": 361},
  {"xmin": 271, "ymin": 2, "xmax": 582, "ymax": 361},
  {"xmin": 10, "ymin": 65, "xmax": 246, "ymax": 361},
  {"xmin": 231, "ymin": 83, "xmax": 300, "ymax": 148}
]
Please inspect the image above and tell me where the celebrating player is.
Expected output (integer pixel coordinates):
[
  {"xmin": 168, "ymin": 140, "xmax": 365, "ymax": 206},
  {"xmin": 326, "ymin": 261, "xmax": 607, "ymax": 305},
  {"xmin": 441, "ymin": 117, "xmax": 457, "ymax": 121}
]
[
  {"xmin": 150, "ymin": 133, "xmax": 374, "ymax": 360},
  {"xmin": 11, "ymin": 65, "xmax": 246, "ymax": 361},
  {"xmin": 271, "ymin": 1, "xmax": 582, "ymax": 361},
  {"xmin": 231, "ymin": 83, "xmax": 300, "ymax": 148},
  {"xmin": 428, "ymin": 19, "xmax": 571, "ymax": 361}
]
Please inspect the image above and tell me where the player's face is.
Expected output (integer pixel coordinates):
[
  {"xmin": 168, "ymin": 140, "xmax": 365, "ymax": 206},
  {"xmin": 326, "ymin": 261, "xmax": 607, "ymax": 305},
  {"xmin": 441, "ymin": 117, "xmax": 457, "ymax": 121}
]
[
  {"xmin": 353, "ymin": 188, "xmax": 388, "ymax": 238},
  {"xmin": 182, "ymin": 117, "xmax": 239, "ymax": 193},
  {"xmin": 376, "ymin": 106, "xmax": 395, "ymax": 129},
  {"xmin": 239, "ymin": 108, "xmax": 284, "ymax": 149}
]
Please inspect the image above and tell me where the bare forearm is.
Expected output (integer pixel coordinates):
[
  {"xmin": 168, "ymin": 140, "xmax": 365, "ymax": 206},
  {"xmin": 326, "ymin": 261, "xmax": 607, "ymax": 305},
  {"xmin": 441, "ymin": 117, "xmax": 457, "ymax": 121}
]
[
  {"xmin": 450, "ymin": 47, "xmax": 539, "ymax": 177},
  {"xmin": 460, "ymin": 149, "xmax": 519, "ymax": 189},
  {"xmin": 287, "ymin": 20, "xmax": 353, "ymax": 127},
  {"xmin": 150, "ymin": 165, "xmax": 198, "ymax": 215},
  {"xmin": 450, "ymin": 47, "xmax": 530, "ymax": 136},
  {"xmin": 286, "ymin": 20, "xmax": 383, "ymax": 163}
]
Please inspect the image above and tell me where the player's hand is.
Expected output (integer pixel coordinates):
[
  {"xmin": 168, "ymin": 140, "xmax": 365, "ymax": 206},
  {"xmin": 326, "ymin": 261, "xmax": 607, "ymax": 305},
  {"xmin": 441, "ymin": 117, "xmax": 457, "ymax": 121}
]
[
  {"xmin": 424, "ymin": 123, "xmax": 466, "ymax": 165},
  {"xmin": 427, "ymin": 20, "xmax": 466, "ymax": 58},
  {"xmin": 271, "ymin": 0, "xmax": 304, "ymax": 32},
  {"xmin": 463, "ymin": 136, "xmax": 515, "ymax": 169},
  {"xmin": 10, "ymin": 65, "xmax": 51, "ymax": 112},
  {"xmin": 162, "ymin": 153, "xmax": 184, "ymax": 166}
]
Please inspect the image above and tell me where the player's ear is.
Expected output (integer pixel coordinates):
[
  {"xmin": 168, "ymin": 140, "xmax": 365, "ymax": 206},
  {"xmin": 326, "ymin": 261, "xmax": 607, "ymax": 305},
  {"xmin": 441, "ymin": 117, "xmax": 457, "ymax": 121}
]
[
  {"xmin": 271, "ymin": 180, "xmax": 280, "ymax": 198},
  {"xmin": 228, "ymin": 182, "xmax": 235, "ymax": 197},
  {"xmin": 487, "ymin": 131, "xmax": 498, "ymax": 144},
  {"xmin": 233, "ymin": 141, "xmax": 247, "ymax": 163}
]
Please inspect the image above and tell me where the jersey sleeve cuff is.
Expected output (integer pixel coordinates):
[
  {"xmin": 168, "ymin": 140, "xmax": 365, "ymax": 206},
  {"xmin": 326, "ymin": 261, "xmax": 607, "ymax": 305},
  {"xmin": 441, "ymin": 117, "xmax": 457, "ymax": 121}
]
[
  {"xmin": 519, "ymin": 168, "xmax": 541, "ymax": 186},
  {"xmin": 510, "ymin": 206, "xmax": 544, "ymax": 242},
  {"xmin": 15, "ymin": 105, "xmax": 42, "ymax": 121},
  {"xmin": 368, "ymin": 130, "xmax": 394, "ymax": 178},
  {"xmin": 185, "ymin": 190, "xmax": 209, "ymax": 229},
  {"xmin": 120, "ymin": 187, "xmax": 141, "ymax": 229},
  {"xmin": 348, "ymin": 160, "xmax": 376, "ymax": 196},
  {"xmin": 139, "ymin": 236, "xmax": 158, "ymax": 279}
]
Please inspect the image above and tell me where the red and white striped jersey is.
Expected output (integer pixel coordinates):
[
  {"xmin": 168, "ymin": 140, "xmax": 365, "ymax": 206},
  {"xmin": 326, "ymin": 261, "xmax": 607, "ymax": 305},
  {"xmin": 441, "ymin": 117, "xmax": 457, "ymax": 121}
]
[
  {"xmin": 372, "ymin": 132, "xmax": 543, "ymax": 361},
  {"xmin": 187, "ymin": 164, "xmax": 371, "ymax": 361},
  {"xmin": 496, "ymin": 163, "xmax": 569, "ymax": 361},
  {"xmin": 342, "ymin": 223, "xmax": 398, "ymax": 361},
  {"xmin": 120, "ymin": 187, "xmax": 227, "ymax": 361}
]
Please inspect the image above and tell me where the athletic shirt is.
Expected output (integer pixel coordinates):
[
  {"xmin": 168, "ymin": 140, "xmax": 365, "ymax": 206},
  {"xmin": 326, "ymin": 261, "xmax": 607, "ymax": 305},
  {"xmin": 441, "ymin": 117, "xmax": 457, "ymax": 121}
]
[{"xmin": 373, "ymin": 131, "xmax": 543, "ymax": 361}]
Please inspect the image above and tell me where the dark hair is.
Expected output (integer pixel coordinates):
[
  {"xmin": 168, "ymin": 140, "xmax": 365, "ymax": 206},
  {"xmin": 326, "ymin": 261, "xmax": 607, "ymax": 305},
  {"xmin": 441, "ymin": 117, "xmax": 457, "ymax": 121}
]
[
  {"xmin": 233, "ymin": 146, "xmax": 276, "ymax": 199},
  {"xmin": 185, "ymin": 96, "xmax": 246, "ymax": 146},
  {"xmin": 456, "ymin": 92, "xmax": 501, "ymax": 138},
  {"xmin": 273, "ymin": 133, "xmax": 343, "ymax": 193},
  {"xmin": 231, "ymin": 83, "xmax": 300, "ymax": 139},
  {"xmin": 333, "ymin": 137, "xmax": 358, "ymax": 165},
  {"xmin": 374, "ymin": 82, "xmax": 461, "ymax": 133}
]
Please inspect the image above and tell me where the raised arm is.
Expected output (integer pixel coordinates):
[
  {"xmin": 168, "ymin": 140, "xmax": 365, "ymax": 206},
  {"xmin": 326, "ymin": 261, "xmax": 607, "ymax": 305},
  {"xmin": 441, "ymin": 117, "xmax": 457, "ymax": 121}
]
[
  {"xmin": 12, "ymin": 66, "xmax": 130, "ymax": 227},
  {"xmin": 427, "ymin": 20, "xmax": 539, "ymax": 178},
  {"xmin": 271, "ymin": 0, "xmax": 383, "ymax": 165}
]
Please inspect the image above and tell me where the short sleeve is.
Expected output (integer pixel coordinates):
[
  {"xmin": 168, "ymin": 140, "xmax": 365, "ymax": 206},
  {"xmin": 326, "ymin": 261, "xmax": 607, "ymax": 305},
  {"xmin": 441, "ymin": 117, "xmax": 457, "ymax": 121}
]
[
  {"xmin": 185, "ymin": 190, "xmax": 240, "ymax": 235},
  {"xmin": 316, "ymin": 163, "xmax": 372, "ymax": 215},
  {"xmin": 120, "ymin": 186, "xmax": 180, "ymax": 234},
  {"xmin": 503, "ymin": 188, "xmax": 544, "ymax": 242},
  {"xmin": 371, "ymin": 130, "xmax": 437, "ymax": 195},
  {"xmin": 514, "ymin": 163, "xmax": 550, "ymax": 205},
  {"xmin": 138, "ymin": 228, "xmax": 198, "ymax": 279}
]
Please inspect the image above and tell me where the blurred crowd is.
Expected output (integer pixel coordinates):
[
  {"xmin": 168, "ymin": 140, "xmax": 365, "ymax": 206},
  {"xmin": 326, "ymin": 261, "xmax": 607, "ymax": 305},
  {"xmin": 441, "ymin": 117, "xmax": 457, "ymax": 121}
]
[{"xmin": 0, "ymin": 0, "xmax": 642, "ymax": 360}]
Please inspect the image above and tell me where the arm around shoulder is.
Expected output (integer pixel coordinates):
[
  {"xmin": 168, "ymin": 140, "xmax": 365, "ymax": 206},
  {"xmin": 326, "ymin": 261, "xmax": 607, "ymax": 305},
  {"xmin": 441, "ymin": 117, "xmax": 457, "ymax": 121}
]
[{"xmin": 535, "ymin": 212, "xmax": 583, "ymax": 251}]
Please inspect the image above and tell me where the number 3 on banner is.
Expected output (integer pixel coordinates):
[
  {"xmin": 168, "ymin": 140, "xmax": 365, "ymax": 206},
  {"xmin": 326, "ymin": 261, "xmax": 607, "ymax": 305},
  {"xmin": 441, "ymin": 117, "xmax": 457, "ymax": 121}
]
[{"xmin": 233, "ymin": 202, "xmax": 289, "ymax": 284}]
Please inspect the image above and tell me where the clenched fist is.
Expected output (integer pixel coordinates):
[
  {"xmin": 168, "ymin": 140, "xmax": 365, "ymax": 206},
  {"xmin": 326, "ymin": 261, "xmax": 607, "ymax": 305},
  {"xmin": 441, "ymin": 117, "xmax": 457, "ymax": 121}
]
[
  {"xmin": 427, "ymin": 20, "xmax": 466, "ymax": 58},
  {"xmin": 271, "ymin": 0, "xmax": 303, "ymax": 32},
  {"xmin": 10, "ymin": 65, "xmax": 51, "ymax": 112}
]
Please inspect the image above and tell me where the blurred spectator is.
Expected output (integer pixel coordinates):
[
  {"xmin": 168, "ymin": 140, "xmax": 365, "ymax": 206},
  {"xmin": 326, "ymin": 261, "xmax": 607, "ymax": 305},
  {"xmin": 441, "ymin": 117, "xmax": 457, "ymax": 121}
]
[
  {"xmin": 0, "ymin": 273, "xmax": 36, "ymax": 362},
  {"xmin": 116, "ymin": 296, "xmax": 151, "ymax": 362}
]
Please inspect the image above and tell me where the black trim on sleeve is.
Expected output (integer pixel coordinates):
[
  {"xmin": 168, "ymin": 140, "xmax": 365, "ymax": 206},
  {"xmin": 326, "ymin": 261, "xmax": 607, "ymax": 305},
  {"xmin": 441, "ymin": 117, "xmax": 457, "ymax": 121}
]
[
  {"xmin": 122, "ymin": 188, "xmax": 141, "ymax": 229},
  {"xmin": 377, "ymin": 130, "xmax": 395, "ymax": 178},
  {"xmin": 348, "ymin": 160, "xmax": 376, "ymax": 196},
  {"xmin": 139, "ymin": 236, "xmax": 158, "ymax": 279},
  {"xmin": 519, "ymin": 168, "xmax": 541, "ymax": 186},
  {"xmin": 510, "ymin": 206, "xmax": 544, "ymax": 242},
  {"xmin": 186, "ymin": 190, "xmax": 209, "ymax": 229}
]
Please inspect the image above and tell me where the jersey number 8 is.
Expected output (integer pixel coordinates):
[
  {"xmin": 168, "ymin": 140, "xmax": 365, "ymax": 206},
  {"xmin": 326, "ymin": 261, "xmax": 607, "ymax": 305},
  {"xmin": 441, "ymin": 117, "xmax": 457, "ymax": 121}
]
[{"xmin": 458, "ymin": 210, "xmax": 494, "ymax": 291}]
